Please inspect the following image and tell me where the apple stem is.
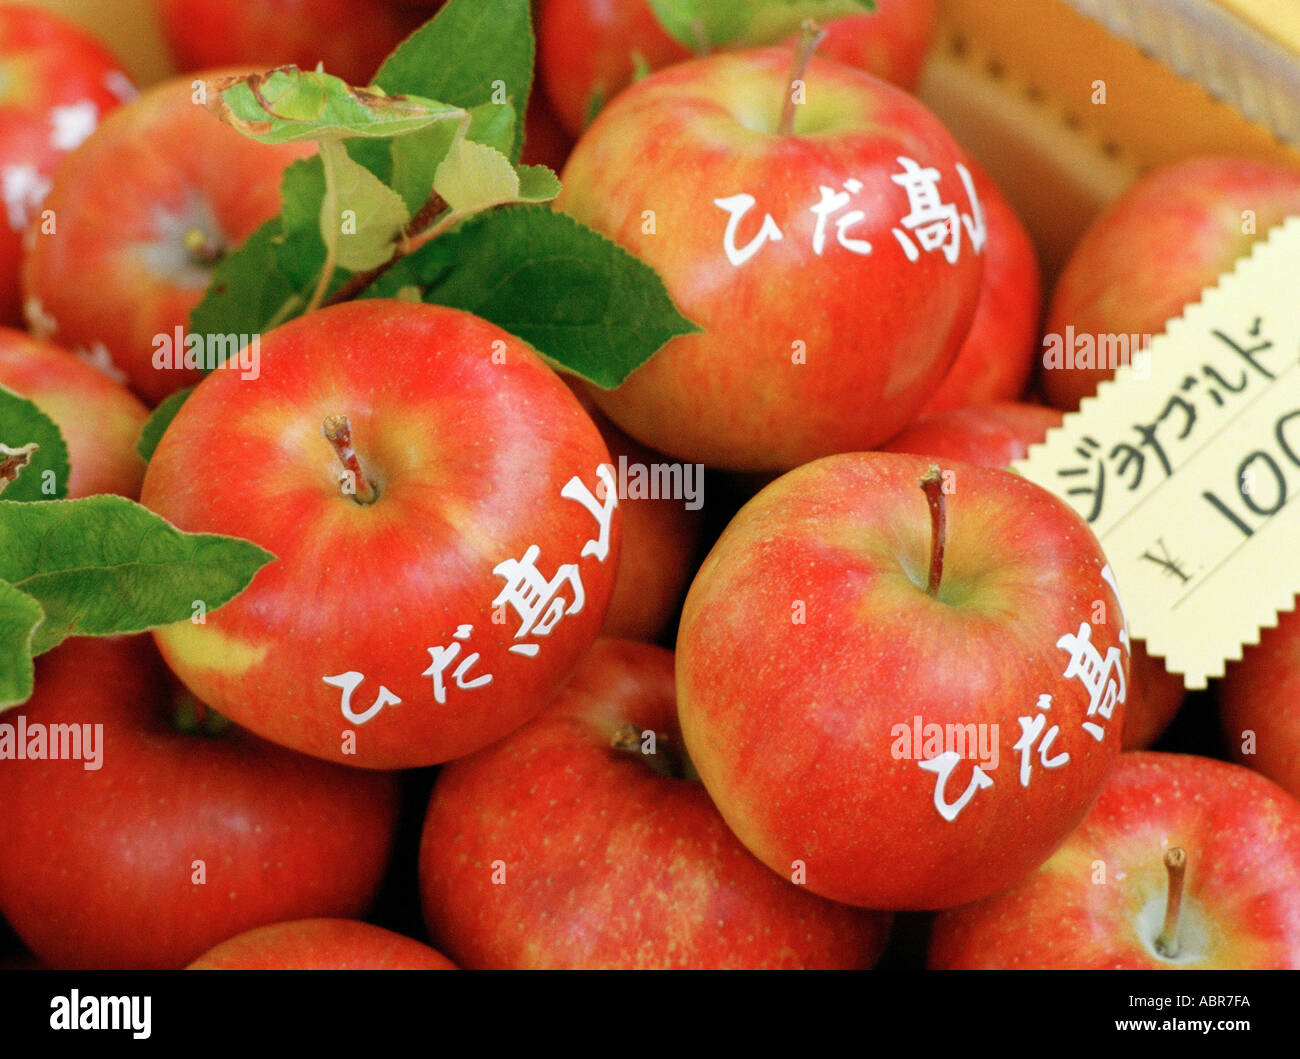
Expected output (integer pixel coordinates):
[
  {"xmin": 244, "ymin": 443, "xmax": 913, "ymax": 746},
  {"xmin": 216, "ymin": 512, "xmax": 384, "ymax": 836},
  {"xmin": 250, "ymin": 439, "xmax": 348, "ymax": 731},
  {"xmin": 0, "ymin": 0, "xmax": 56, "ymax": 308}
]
[
  {"xmin": 172, "ymin": 693, "xmax": 231, "ymax": 737},
  {"xmin": 1154, "ymin": 846, "xmax": 1187, "ymax": 959},
  {"xmin": 183, "ymin": 226, "xmax": 223, "ymax": 266},
  {"xmin": 322, "ymin": 415, "xmax": 378, "ymax": 504},
  {"xmin": 778, "ymin": 20, "xmax": 827, "ymax": 137},
  {"xmin": 919, "ymin": 465, "xmax": 946, "ymax": 598},
  {"xmin": 610, "ymin": 723, "xmax": 699, "ymax": 781}
]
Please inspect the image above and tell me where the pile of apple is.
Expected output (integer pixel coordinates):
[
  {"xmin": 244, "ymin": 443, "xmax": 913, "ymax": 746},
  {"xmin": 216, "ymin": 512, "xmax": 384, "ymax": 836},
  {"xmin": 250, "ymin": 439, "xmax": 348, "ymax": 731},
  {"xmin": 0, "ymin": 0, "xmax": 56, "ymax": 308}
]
[{"xmin": 1, "ymin": 0, "xmax": 1299, "ymax": 971}]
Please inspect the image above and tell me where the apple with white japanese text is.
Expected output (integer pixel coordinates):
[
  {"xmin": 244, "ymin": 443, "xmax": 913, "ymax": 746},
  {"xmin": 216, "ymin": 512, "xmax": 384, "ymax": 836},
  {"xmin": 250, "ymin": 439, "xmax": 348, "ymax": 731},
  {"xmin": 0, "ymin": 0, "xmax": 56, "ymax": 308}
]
[
  {"xmin": 918, "ymin": 160, "xmax": 1042, "ymax": 416},
  {"xmin": 557, "ymin": 44, "xmax": 985, "ymax": 470},
  {"xmin": 676, "ymin": 451, "xmax": 1130, "ymax": 909},
  {"xmin": 141, "ymin": 300, "xmax": 620, "ymax": 769},
  {"xmin": 880, "ymin": 401, "xmax": 1186, "ymax": 749}
]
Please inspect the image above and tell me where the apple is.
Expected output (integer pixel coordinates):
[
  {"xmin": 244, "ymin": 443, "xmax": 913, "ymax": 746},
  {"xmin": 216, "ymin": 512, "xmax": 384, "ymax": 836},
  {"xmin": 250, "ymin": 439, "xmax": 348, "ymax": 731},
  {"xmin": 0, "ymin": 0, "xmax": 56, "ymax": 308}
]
[
  {"xmin": 520, "ymin": 90, "xmax": 574, "ymax": 173},
  {"xmin": 1042, "ymin": 156, "xmax": 1300, "ymax": 410},
  {"xmin": 676, "ymin": 450, "xmax": 1130, "ymax": 909},
  {"xmin": 929, "ymin": 752, "xmax": 1300, "ymax": 969},
  {"xmin": 538, "ymin": 0, "xmax": 938, "ymax": 138},
  {"xmin": 21, "ymin": 71, "xmax": 313, "ymax": 405},
  {"xmin": 879, "ymin": 399, "xmax": 1061, "ymax": 468},
  {"xmin": 419, "ymin": 638, "xmax": 891, "ymax": 968},
  {"xmin": 151, "ymin": 0, "xmax": 427, "ymax": 87},
  {"xmin": 187, "ymin": 919, "xmax": 456, "ymax": 969},
  {"xmin": 879, "ymin": 400, "xmax": 1186, "ymax": 748},
  {"xmin": 0, "ymin": 6, "xmax": 134, "ymax": 326},
  {"xmin": 0, "ymin": 635, "xmax": 401, "ymax": 970},
  {"xmin": 572, "ymin": 397, "xmax": 704, "ymax": 642},
  {"xmin": 0, "ymin": 327, "xmax": 149, "ymax": 499},
  {"xmin": 141, "ymin": 300, "xmax": 620, "ymax": 770},
  {"xmin": 557, "ymin": 45, "xmax": 985, "ymax": 471},
  {"xmin": 917, "ymin": 160, "xmax": 1041, "ymax": 416},
  {"xmin": 1220, "ymin": 600, "xmax": 1300, "ymax": 800}
]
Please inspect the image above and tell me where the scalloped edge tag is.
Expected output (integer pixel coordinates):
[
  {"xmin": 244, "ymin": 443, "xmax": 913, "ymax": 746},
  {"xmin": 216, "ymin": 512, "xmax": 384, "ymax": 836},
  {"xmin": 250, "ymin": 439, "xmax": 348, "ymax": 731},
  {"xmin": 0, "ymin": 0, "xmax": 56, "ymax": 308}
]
[{"xmin": 1013, "ymin": 214, "xmax": 1300, "ymax": 689}]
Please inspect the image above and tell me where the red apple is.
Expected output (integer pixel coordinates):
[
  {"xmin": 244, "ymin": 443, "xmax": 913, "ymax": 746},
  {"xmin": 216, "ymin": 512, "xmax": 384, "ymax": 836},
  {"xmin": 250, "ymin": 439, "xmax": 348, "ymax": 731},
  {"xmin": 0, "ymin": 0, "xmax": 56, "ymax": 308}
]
[
  {"xmin": 583, "ymin": 401, "xmax": 704, "ymax": 642},
  {"xmin": 1220, "ymin": 600, "xmax": 1300, "ymax": 800},
  {"xmin": 557, "ymin": 46, "xmax": 985, "ymax": 470},
  {"xmin": 0, "ymin": 327, "xmax": 148, "ymax": 498},
  {"xmin": 539, "ymin": 0, "xmax": 938, "ymax": 138},
  {"xmin": 676, "ymin": 451, "xmax": 1131, "ymax": 909},
  {"xmin": 419, "ymin": 638, "xmax": 891, "ymax": 968},
  {"xmin": 918, "ymin": 160, "xmax": 1041, "ymax": 416},
  {"xmin": 0, "ymin": 6, "xmax": 133, "ymax": 326},
  {"xmin": 21, "ymin": 71, "xmax": 313, "ymax": 404},
  {"xmin": 929, "ymin": 752, "xmax": 1300, "ymax": 968},
  {"xmin": 151, "ymin": 0, "xmax": 426, "ymax": 87},
  {"xmin": 1042, "ymin": 156, "xmax": 1300, "ymax": 410},
  {"xmin": 141, "ymin": 300, "xmax": 620, "ymax": 770},
  {"xmin": 187, "ymin": 919, "xmax": 456, "ymax": 969},
  {"xmin": 880, "ymin": 399, "xmax": 1062, "ymax": 468},
  {"xmin": 520, "ymin": 90, "xmax": 574, "ymax": 172},
  {"xmin": 0, "ymin": 636, "xmax": 400, "ymax": 970},
  {"xmin": 879, "ymin": 401, "xmax": 1186, "ymax": 748},
  {"xmin": 539, "ymin": 0, "xmax": 689, "ymax": 138}
]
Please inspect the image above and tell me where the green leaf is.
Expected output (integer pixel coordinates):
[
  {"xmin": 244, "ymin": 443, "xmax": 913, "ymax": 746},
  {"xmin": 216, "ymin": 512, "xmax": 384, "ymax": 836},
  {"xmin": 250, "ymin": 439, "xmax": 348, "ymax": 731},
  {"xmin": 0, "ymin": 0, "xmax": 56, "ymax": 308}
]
[
  {"xmin": 0, "ymin": 386, "xmax": 68, "ymax": 501},
  {"xmin": 389, "ymin": 101, "xmax": 517, "ymax": 214},
  {"xmin": 433, "ymin": 138, "xmax": 520, "ymax": 213},
  {"xmin": 0, "ymin": 497, "xmax": 275, "ymax": 655},
  {"xmin": 320, "ymin": 139, "xmax": 410, "ymax": 272},
  {"xmin": 136, "ymin": 386, "xmax": 193, "ymax": 464},
  {"xmin": 373, "ymin": 0, "xmax": 533, "ymax": 162},
  {"xmin": 189, "ymin": 219, "xmax": 302, "ymax": 346},
  {"xmin": 367, "ymin": 207, "xmax": 700, "ymax": 388},
  {"xmin": 204, "ymin": 67, "xmax": 465, "ymax": 144},
  {"xmin": 343, "ymin": 136, "xmax": 395, "ymax": 185},
  {"xmin": 739, "ymin": 0, "xmax": 876, "ymax": 46},
  {"xmin": 272, "ymin": 157, "xmax": 331, "ymax": 291},
  {"xmin": 516, "ymin": 166, "xmax": 561, "ymax": 204},
  {"xmin": 389, "ymin": 121, "xmax": 458, "ymax": 214},
  {"xmin": 0, "ymin": 581, "xmax": 43, "ymax": 710},
  {"xmin": 583, "ymin": 86, "xmax": 606, "ymax": 130},
  {"xmin": 648, "ymin": 0, "xmax": 874, "ymax": 51},
  {"xmin": 467, "ymin": 100, "xmax": 517, "ymax": 158}
]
